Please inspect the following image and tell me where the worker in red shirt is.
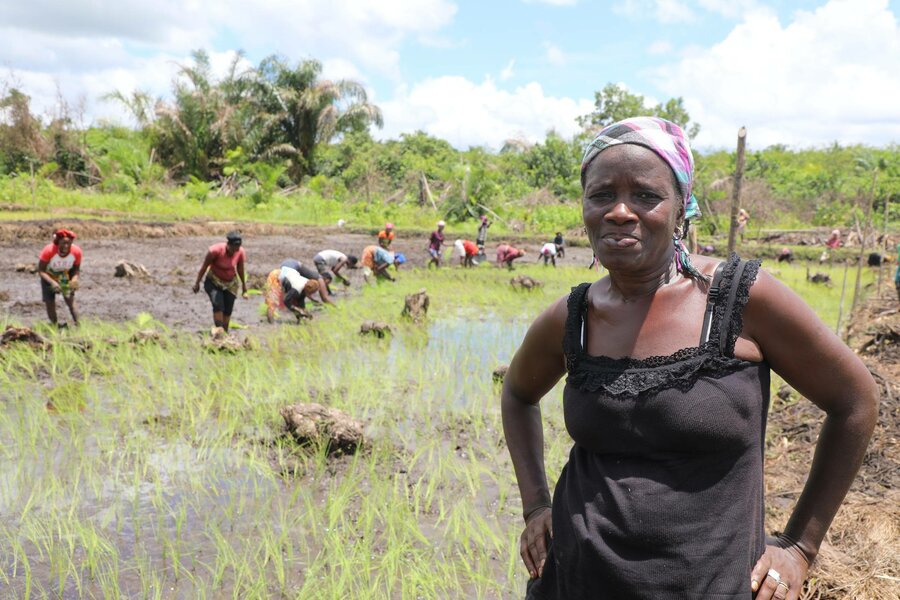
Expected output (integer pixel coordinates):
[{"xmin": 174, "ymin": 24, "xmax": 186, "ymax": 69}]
[
  {"xmin": 454, "ymin": 239, "xmax": 479, "ymax": 268},
  {"xmin": 38, "ymin": 228, "xmax": 82, "ymax": 328},
  {"xmin": 192, "ymin": 231, "xmax": 248, "ymax": 331}
]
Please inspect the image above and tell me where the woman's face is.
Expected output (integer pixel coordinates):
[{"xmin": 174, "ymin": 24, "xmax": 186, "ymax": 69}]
[
  {"xmin": 582, "ymin": 144, "xmax": 683, "ymax": 273},
  {"xmin": 57, "ymin": 238, "xmax": 72, "ymax": 255}
]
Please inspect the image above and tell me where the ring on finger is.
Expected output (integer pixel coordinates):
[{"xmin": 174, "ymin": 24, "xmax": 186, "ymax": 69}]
[
  {"xmin": 774, "ymin": 580, "xmax": 790, "ymax": 598},
  {"xmin": 766, "ymin": 568, "xmax": 781, "ymax": 583}
]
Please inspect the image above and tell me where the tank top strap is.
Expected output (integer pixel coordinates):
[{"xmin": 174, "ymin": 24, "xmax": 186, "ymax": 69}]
[
  {"xmin": 708, "ymin": 254, "xmax": 762, "ymax": 358},
  {"xmin": 563, "ymin": 282, "xmax": 592, "ymax": 373}
]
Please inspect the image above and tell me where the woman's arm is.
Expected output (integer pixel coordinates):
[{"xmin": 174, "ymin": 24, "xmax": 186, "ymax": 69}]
[
  {"xmin": 37, "ymin": 260, "xmax": 60, "ymax": 290},
  {"xmin": 502, "ymin": 295, "xmax": 568, "ymax": 579},
  {"xmin": 374, "ymin": 262, "xmax": 395, "ymax": 281},
  {"xmin": 237, "ymin": 256, "xmax": 248, "ymax": 298},
  {"xmin": 332, "ymin": 259, "xmax": 350, "ymax": 284},
  {"xmin": 68, "ymin": 264, "xmax": 80, "ymax": 290},
  {"xmin": 193, "ymin": 252, "xmax": 213, "ymax": 293},
  {"xmin": 743, "ymin": 269, "xmax": 878, "ymax": 597}
]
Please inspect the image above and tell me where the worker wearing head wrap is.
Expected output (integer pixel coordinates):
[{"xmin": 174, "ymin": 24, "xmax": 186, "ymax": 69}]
[
  {"xmin": 581, "ymin": 116, "xmax": 704, "ymax": 280},
  {"xmin": 38, "ymin": 228, "xmax": 82, "ymax": 327},
  {"xmin": 428, "ymin": 221, "xmax": 446, "ymax": 268}
]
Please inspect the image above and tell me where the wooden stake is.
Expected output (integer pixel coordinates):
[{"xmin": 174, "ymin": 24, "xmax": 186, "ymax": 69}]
[
  {"xmin": 850, "ymin": 169, "xmax": 878, "ymax": 315},
  {"xmin": 727, "ymin": 127, "xmax": 747, "ymax": 256},
  {"xmin": 836, "ymin": 259, "xmax": 850, "ymax": 338}
]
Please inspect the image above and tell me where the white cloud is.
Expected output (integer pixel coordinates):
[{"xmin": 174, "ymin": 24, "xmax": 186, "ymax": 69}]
[
  {"xmin": 378, "ymin": 76, "xmax": 593, "ymax": 149},
  {"xmin": 500, "ymin": 60, "xmax": 516, "ymax": 81},
  {"xmin": 543, "ymin": 42, "xmax": 567, "ymax": 67},
  {"xmin": 0, "ymin": 0, "xmax": 456, "ymax": 78},
  {"xmin": 0, "ymin": 0, "xmax": 457, "ymax": 126},
  {"xmin": 614, "ymin": 0, "xmax": 695, "ymax": 23},
  {"xmin": 522, "ymin": 0, "xmax": 577, "ymax": 5},
  {"xmin": 656, "ymin": 0, "xmax": 900, "ymax": 148},
  {"xmin": 695, "ymin": 0, "xmax": 759, "ymax": 19},
  {"xmin": 647, "ymin": 40, "xmax": 673, "ymax": 55}
]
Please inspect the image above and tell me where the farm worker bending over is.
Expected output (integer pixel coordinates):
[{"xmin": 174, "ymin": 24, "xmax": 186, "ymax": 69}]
[
  {"xmin": 38, "ymin": 228, "xmax": 82, "ymax": 328},
  {"xmin": 361, "ymin": 245, "xmax": 398, "ymax": 282},
  {"xmin": 313, "ymin": 250, "xmax": 357, "ymax": 286},
  {"xmin": 553, "ymin": 232, "xmax": 566, "ymax": 258},
  {"xmin": 192, "ymin": 231, "xmax": 247, "ymax": 332},
  {"xmin": 496, "ymin": 244, "xmax": 526, "ymax": 269},
  {"xmin": 455, "ymin": 239, "xmax": 479, "ymax": 268},
  {"xmin": 428, "ymin": 221, "xmax": 446, "ymax": 268},
  {"xmin": 281, "ymin": 259, "xmax": 334, "ymax": 305},
  {"xmin": 540, "ymin": 242, "xmax": 558, "ymax": 267},
  {"xmin": 378, "ymin": 222, "xmax": 395, "ymax": 248},
  {"xmin": 278, "ymin": 265, "xmax": 321, "ymax": 320}
]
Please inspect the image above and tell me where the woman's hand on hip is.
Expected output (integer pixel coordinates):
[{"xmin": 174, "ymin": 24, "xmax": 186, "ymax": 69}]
[
  {"xmin": 750, "ymin": 541, "xmax": 809, "ymax": 599},
  {"xmin": 520, "ymin": 506, "xmax": 552, "ymax": 580}
]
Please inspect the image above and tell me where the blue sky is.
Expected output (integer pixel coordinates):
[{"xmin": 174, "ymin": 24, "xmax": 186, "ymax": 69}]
[{"xmin": 1, "ymin": 0, "xmax": 899, "ymax": 151}]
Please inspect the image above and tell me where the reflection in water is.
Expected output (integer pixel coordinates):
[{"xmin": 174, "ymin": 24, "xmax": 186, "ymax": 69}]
[{"xmin": 3, "ymin": 313, "xmax": 534, "ymax": 597}]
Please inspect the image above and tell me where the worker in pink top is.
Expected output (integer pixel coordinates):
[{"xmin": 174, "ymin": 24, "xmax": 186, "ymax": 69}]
[
  {"xmin": 496, "ymin": 244, "xmax": 526, "ymax": 269},
  {"xmin": 38, "ymin": 228, "xmax": 82, "ymax": 328},
  {"xmin": 192, "ymin": 231, "xmax": 248, "ymax": 331}
]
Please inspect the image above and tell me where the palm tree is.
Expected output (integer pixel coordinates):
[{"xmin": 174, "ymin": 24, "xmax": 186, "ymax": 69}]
[{"xmin": 247, "ymin": 56, "xmax": 383, "ymax": 182}]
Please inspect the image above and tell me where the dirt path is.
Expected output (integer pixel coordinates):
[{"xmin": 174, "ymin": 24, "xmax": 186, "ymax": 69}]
[{"xmin": 0, "ymin": 222, "xmax": 593, "ymax": 328}]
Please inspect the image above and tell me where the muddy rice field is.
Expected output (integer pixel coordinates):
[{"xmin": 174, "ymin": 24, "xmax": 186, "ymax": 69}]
[{"xmin": 0, "ymin": 220, "xmax": 897, "ymax": 599}]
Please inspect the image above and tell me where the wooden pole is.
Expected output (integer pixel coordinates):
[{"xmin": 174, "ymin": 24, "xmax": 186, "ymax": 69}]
[
  {"xmin": 836, "ymin": 259, "xmax": 850, "ymax": 337},
  {"xmin": 877, "ymin": 185, "xmax": 889, "ymax": 295},
  {"xmin": 727, "ymin": 127, "xmax": 747, "ymax": 256},
  {"xmin": 851, "ymin": 169, "xmax": 878, "ymax": 315}
]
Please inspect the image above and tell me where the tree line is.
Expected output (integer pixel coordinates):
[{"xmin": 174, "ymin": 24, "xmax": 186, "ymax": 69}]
[{"xmin": 0, "ymin": 51, "xmax": 897, "ymax": 232}]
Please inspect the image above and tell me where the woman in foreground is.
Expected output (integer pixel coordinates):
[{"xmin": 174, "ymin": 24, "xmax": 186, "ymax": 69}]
[{"xmin": 501, "ymin": 117, "xmax": 878, "ymax": 599}]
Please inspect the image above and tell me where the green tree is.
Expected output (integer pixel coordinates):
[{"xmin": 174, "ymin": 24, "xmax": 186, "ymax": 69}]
[
  {"xmin": 523, "ymin": 131, "xmax": 580, "ymax": 199},
  {"xmin": 0, "ymin": 87, "xmax": 48, "ymax": 174},
  {"xmin": 577, "ymin": 83, "xmax": 700, "ymax": 140},
  {"xmin": 246, "ymin": 56, "xmax": 383, "ymax": 182},
  {"xmin": 162, "ymin": 50, "xmax": 245, "ymax": 180}
]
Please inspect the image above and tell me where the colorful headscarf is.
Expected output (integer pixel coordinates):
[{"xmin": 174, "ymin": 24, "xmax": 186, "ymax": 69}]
[
  {"xmin": 580, "ymin": 116, "xmax": 705, "ymax": 279},
  {"xmin": 581, "ymin": 117, "xmax": 700, "ymax": 220},
  {"xmin": 52, "ymin": 229, "xmax": 77, "ymax": 244}
]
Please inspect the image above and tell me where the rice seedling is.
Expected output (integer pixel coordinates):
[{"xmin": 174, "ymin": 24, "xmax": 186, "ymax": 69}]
[{"xmin": 0, "ymin": 260, "xmax": 874, "ymax": 598}]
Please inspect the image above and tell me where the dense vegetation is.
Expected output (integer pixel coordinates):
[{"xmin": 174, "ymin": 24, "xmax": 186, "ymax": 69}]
[{"xmin": 1, "ymin": 52, "xmax": 897, "ymax": 235}]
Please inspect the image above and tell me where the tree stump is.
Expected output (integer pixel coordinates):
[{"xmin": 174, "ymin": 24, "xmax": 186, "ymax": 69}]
[
  {"xmin": 129, "ymin": 329, "xmax": 162, "ymax": 345},
  {"xmin": 114, "ymin": 260, "xmax": 150, "ymax": 278},
  {"xmin": 0, "ymin": 326, "xmax": 47, "ymax": 348},
  {"xmin": 360, "ymin": 321, "xmax": 392, "ymax": 338},
  {"xmin": 401, "ymin": 288, "xmax": 430, "ymax": 322},
  {"xmin": 280, "ymin": 403, "xmax": 364, "ymax": 454},
  {"xmin": 203, "ymin": 326, "xmax": 252, "ymax": 352},
  {"xmin": 15, "ymin": 263, "xmax": 38, "ymax": 274},
  {"xmin": 510, "ymin": 275, "xmax": 542, "ymax": 290},
  {"xmin": 492, "ymin": 364, "xmax": 509, "ymax": 383}
]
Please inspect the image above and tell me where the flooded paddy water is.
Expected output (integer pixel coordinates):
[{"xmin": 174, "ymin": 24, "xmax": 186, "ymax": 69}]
[{"xmin": 1, "ymin": 232, "xmax": 895, "ymax": 598}]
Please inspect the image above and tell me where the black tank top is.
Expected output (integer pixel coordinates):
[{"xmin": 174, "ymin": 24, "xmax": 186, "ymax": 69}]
[{"xmin": 527, "ymin": 254, "xmax": 769, "ymax": 599}]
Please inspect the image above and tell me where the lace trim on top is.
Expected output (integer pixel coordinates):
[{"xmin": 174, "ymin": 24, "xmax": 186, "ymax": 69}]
[
  {"xmin": 711, "ymin": 253, "xmax": 761, "ymax": 357},
  {"xmin": 563, "ymin": 254, "xmax": 762, "ymax": 399}
]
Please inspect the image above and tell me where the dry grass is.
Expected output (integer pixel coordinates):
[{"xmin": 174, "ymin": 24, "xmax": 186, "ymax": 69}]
[{"xmin": 766, "ymin": 286, "xmax": 900, "ymax": 600}]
